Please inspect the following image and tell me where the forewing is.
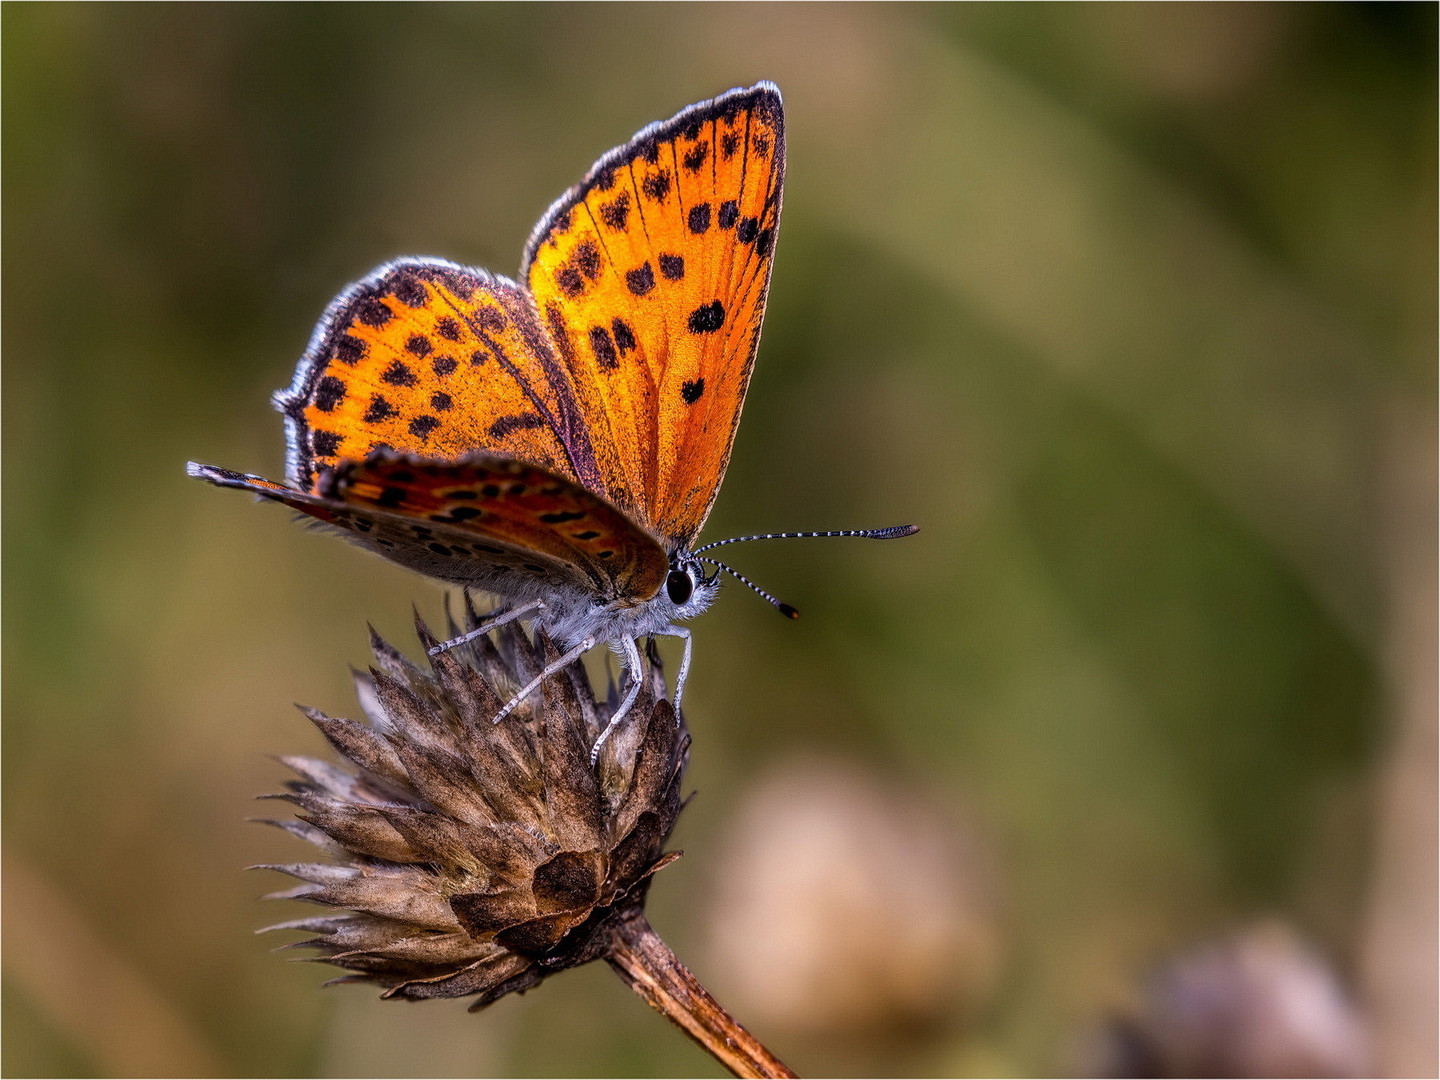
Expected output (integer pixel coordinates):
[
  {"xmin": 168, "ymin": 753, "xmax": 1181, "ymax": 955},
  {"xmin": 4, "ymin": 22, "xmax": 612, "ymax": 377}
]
[
  {"xmin": 523, "ymin": 83, "xmax": 784, "ymax": 545},
  {"xmin": 273, "ymin": 259, "xmax": 610, "ymax": 501}
]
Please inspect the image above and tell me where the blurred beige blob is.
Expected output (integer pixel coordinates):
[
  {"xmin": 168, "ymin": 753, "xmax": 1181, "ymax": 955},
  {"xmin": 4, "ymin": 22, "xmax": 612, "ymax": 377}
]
[
  {"xmin": 1362, "ymin": 405, "xmax": 1439, "ymax": 1077},
  {"xmin": 1083, "ymin": 922, "xmax": 1370, "ymax": 1078},
  {"xmin": 702, "ymin": 758, "xmax": 1000, "ymax": 1035}
]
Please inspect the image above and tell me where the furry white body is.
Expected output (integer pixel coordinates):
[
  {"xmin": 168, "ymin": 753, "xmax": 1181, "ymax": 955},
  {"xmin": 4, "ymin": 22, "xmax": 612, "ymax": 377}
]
[{"xmin": 533, "ymin": 577, "xmax": 719, "ymax": 652}]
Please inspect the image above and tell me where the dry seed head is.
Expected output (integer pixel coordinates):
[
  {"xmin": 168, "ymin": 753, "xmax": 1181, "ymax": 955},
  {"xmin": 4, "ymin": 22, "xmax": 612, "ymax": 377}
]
[{"xmin": 258, "ymin": 608, "xmax": 689, "ymax": 1009}]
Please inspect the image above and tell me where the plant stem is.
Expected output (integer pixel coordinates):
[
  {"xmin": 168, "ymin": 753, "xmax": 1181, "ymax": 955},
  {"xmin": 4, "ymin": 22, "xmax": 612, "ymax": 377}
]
[{"xmin": 607, "ymin": 910, "xmax": 797, "ymax": 1079}]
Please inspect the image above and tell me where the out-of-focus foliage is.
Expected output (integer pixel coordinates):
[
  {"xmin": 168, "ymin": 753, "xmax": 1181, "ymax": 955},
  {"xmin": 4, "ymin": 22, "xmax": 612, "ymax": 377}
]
[{"xmin": 4, "ymin": 4, "xmax": 1434, "ymax": 1077}]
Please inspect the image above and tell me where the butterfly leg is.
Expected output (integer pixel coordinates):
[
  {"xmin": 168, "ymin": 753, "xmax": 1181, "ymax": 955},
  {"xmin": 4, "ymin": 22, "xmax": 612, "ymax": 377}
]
[
  {"xmin": 429, "ymin": 599, "xmax": 545, "ymax": 657},
  {"xmin": 492, "ymin": 635, "xmax": 594, "ymax": 725},
  {"xmin": 589, "ymin": 636, "xmax": 646, "ymax": 764},
  {"xmin": 659, "ymin": 625, "xmax": 693, "ymax": 719}
]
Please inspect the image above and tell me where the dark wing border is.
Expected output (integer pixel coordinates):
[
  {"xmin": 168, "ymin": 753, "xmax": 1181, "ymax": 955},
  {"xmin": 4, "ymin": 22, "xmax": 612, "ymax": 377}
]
[{"xmin": 520, "ymin": 82, "xmax": 785, "ymax": 279}]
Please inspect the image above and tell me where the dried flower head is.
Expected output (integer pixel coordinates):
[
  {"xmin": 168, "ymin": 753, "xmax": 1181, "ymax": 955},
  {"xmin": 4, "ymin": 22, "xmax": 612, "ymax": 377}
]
[{"xmin": 258, "ymin": 608, "xmax": 688, "ymax": 1009}]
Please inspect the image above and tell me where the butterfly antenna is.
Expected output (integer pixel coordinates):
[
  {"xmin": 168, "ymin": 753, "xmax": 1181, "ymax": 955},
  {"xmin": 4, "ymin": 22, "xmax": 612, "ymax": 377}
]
[
  {"xmin": 698, "ymin": 557, "xmax": 800, "ymax": 619},
  {"xmin": 694, "ymin": 525, "xmax": 918, "ymax": 554}
]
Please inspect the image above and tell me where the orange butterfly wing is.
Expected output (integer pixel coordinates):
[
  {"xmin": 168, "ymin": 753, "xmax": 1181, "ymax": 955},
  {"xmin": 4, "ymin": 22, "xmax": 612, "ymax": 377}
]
[
  {"xmin": 274, "ymin": 260, "xmax": 613, "ymax": 503},
  {"xmin": 522, "ymin": 83, "xmax": 784, "ymax": 546},
  {"xmin": 321, "ymin": 452, "xmax": 667, "ymax": 600},
  {"xmin": 188, "ymin": 454, "xmax": 668, "ymax": 602}
]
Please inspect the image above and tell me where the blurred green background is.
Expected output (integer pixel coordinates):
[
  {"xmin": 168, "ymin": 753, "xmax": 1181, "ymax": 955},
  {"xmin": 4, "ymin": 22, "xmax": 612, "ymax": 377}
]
[{"xmin": 4, "ymin": 4, "xmax": 1435, "ymax": 1076}]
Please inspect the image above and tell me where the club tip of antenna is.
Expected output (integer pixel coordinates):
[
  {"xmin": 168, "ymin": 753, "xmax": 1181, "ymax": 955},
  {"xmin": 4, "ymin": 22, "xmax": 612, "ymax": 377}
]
[
  {"xmin": 876, "ymin": 524, "xmax": 920, "ymax": 538},
  {"xmin": 778, "ymin": 602, "xmax": 800, "ymax": 619}
]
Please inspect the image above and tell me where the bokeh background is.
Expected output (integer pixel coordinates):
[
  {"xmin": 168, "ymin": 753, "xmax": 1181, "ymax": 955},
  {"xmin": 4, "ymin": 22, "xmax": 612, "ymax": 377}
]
[{"xmin": 5, "ymin": 4, "xmax": 1435, "ymax": 1076}]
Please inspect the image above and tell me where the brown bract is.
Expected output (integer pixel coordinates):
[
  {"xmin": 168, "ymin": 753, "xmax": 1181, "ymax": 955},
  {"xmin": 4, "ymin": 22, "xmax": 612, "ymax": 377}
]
[{"xmin": 258, "ymin": 609, "xmax": 687, "ymax": 1009}]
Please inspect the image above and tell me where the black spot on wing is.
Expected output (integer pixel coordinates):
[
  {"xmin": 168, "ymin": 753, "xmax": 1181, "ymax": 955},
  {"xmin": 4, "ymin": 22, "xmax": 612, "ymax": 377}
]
[
  {"xmin": 611, "ymin": 318, "xmax": 636, "ymax": 354},
  {"xmin": 573, "ymin": 240, "xmax": 601, "ymax": 280},
  {"xmin": 363, "ymin": 395, "xmax": 395, "ymax": 423},
  {"xmin": 642, "ymin": 169, "xmax": 672, "ymax": 202},
  {"xmin": 687, "ymin": 203, "xmax": 711, "ymax": 234},
  {"xmin": 313, "ymin": 376, "xmax": 345, "ymax": 412},
  {"xmin": 589, "ymin": 325, "xmax": 619, "ymax": 370},
  {"xmin": 336, "ymin": 335, "xmax": 366, "ymax": 364},
  {"xmin": 600, "ymin": 191, "xmax": 631, "ymax": 231},
  {"xmin": 312, "ymin": 430, "xmax": 342, "ymax": 457},
  {"xmin": 556, "ymin": 265, "xmax": 584, "ymax": 297},
  {"xmin": 626, "ymin": 263, "xmax": 655, "ymax": 296},
  {"xmin": 381, "ymin": 360, "xmax": 416, "ymax": 387},
  {"xmin": 681, "ymin": 378, "xmax": 705, "ymax": 404},
  {"xmin": 687, "ymin": 301, "xmax": 725, "ymax": 334},
  {"xmin": 558, "ymin": 269, "xmax": 587, "ymax": 300}
]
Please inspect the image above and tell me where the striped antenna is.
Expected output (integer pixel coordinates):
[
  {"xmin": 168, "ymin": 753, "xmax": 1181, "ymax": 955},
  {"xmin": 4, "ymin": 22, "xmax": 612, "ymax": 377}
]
[
  {"xmin": 694, "ymin": 524, "xmax": 918, "ymax": 554},
  {"xmin": 697, "ymin": 557, "xmax": 800, "ymax": 619}
]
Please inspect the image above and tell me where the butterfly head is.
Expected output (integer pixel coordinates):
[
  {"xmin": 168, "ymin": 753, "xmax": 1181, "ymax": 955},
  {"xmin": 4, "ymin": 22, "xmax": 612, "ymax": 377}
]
[{"xmin": 661, "ymin": 550, "xmax": 720, "ymax": 620}]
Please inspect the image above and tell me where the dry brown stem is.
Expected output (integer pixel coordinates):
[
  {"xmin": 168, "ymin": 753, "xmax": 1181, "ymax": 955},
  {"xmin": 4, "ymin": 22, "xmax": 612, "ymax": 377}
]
[{"xmin": 607, "ymin": 910, "xmax": 798, "ymax": 1078}]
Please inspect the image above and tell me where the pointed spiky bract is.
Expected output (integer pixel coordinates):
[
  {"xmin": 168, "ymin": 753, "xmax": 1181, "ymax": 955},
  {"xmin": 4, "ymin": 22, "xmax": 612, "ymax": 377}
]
[{"xmin": 259, "ymin": 611, "xmax": 688, "ymax": 1008}]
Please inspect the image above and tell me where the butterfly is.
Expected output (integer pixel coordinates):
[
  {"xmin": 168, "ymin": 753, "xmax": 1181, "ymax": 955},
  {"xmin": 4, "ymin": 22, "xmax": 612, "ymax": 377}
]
[{"xmin": 189, "ymin": 83, "xmax": 916, "ymax": 758}]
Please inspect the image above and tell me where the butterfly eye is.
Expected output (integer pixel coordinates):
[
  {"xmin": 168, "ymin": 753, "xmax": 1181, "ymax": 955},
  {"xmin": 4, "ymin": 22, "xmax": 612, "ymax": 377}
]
[{"xmin": 666, "ymin": 569, "xmax": 694, "ymax": 605}]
